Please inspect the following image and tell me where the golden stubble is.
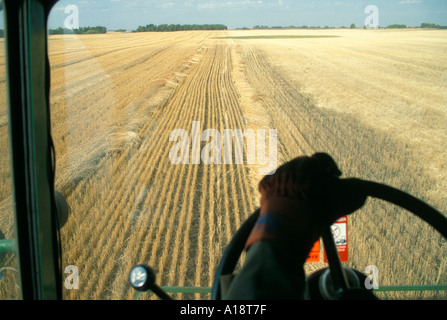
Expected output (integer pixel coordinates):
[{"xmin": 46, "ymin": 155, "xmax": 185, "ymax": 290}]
[{"xmin": 1, "ymin": 29, "xmax": 445, "ymax": 300}]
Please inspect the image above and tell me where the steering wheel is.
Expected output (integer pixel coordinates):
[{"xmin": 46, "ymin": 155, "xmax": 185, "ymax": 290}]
[{"xmin": 211, "ymin": 178, "xmax": 447, "ymax": 300}]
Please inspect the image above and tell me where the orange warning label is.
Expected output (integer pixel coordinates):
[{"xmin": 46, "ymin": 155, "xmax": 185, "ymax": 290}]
[
  {"xmin": 324, "ymin": 216, "xmax": 348, "ymax": 262},
  {"xmin": 306, "ymin": 240, "xmax": 320, "ymax": 262}
]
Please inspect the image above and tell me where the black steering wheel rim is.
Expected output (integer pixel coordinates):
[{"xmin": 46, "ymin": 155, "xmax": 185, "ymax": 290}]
[
  {"xmin": 211, "ymin": 178, "xmax": 447, "ymax": 300},
  {"xmin": 211, "ymin": 209, "xmax": 260, "ymax": 300}
]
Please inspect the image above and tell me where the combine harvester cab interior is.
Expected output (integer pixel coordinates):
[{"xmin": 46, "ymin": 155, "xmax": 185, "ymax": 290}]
[{"xmin": 0, "ymin": 0, "xmax": 446, "ymax": 303}]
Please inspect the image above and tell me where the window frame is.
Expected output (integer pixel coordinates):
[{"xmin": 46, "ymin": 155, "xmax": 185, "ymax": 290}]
[{"xmin": 3, "ymin": 0, "xmax": 60, "ymax": 299}]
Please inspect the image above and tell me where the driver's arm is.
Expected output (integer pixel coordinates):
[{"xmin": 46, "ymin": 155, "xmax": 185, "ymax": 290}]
[
  {"xmin": 223, "ymin": 241, "xmax": 308, "ymax": 300},
  {"xmin": 222, "ymin": 153, "xmax": 366, "ymax": 300}
]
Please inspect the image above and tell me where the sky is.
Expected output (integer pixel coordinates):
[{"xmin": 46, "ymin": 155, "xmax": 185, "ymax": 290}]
[{"xmin": 47, "ymin": 0, "xmax": 447, "ymax": 30}]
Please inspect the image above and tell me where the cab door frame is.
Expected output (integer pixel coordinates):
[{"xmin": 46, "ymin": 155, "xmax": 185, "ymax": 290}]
[{"xmin": 4, "ymin": 0, "xmax": 60, "ymax": 299}]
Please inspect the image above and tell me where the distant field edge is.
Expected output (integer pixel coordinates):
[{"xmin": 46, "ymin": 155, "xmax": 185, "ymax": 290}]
[{"xmin": 215, "ymin": 35, "xmax": 341, "ymax": 40}]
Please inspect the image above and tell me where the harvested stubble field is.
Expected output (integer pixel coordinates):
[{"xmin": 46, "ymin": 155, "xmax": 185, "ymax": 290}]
[{"xmin": 0, "ymin": 29, "xmax": 446, "ymax": 299}]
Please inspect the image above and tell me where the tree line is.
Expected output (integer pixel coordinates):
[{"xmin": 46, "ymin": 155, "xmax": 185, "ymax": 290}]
[
  {"xmin": 254, "ymin": 22, "xmax": 447, "ymax": 30},
  {"xmin": 251, "ymin": 22, "xmax": 447, "ymax": 30},
  {"xmin": 48, "ymin": 26, "xmax": 107, "ymax": 35},
  {"xmin": 386, "ymin": 23, "xmax": 447, "ymax": 29},
  {"xmin": 420, "ymin": 23, "xmax": 447, "ymax": 29},
  {"xmin": 42, "ymin": 21, "xmax": 447, "ymax": 36},
  {"xmin": 135, "ymin": 24, "xmax": 227, "ymax": 32}
]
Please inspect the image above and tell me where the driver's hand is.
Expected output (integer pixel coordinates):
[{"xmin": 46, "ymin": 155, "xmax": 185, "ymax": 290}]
[{"xmin": 245, "ymin": 153, "xmax": 366, "ymax": 261}]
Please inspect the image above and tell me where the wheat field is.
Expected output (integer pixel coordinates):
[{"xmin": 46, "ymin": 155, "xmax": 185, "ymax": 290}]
[{"xmin": 0, "ymin": 29, "xmax": 446, "ymax": 300}]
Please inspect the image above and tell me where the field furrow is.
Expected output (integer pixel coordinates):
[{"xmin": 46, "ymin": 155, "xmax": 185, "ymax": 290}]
[
  {"xmin": 232, "ymin": 36, "xmax": 446, "ymax": 297},
  {"xmin": 17, "ymin": 29, "xmax": 442, "ymax": 301},
  {"xmin": 53, "ymin": 35, "xmax": 256, "ymax": 299}
]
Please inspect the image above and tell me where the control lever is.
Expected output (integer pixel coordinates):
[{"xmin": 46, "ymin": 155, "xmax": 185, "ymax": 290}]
[{"xmin": 129, "ymin": 264, "xmax": 173, "ymax": 300}]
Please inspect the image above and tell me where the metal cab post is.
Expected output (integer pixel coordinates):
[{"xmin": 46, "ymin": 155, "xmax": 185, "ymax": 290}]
[{"xmin": 3, "ymin": 0, "xmax": 61, "ymax": 299}]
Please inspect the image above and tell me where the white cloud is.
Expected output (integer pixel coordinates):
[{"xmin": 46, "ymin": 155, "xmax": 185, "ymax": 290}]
[
  {"xmin": 197, "ymin": 0, "xmax": 261, "ymax": 9},
  {"xmin": 334, "ymin": 1, "xmax": 353, "ymax": 7},
  {"xmin": 399, "ymin": 0, "xmax": 422, "ymax": 4}
]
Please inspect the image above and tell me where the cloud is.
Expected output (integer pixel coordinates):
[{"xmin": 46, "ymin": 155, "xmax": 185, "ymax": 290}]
[
  {"xmin": 159, "ymin": 1, "xmax": 175, "ymax": 8},
  {"xmin": 334, "ymin": 1, "xmax": 353, "ymax": 7},
  {"xmin": 197, "ymin": 0, "xmax": 264, "ymax": 10},
  {"xmin": 399, "ymin": 0, "xmax": 422, "ymax": 4}
]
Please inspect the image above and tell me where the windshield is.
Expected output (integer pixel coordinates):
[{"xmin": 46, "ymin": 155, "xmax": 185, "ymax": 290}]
[{"xmin": 45, "ymin": 0, "xmax": 446, "ymax": 300}]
